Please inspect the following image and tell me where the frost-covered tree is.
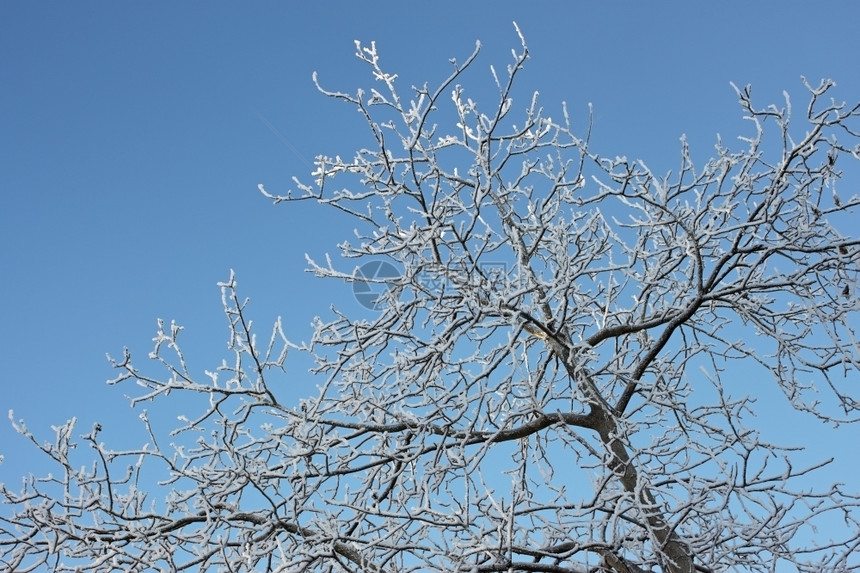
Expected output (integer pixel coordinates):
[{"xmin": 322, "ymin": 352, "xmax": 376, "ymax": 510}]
[{"xmin": 3, "ymin": 28, "xmax": 860, "ymax": 573}]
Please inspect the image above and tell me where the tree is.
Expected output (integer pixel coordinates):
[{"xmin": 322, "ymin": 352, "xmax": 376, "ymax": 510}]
[{"xmin": 3, "ymin": 26, "xmax": 860, "ymax": 573}]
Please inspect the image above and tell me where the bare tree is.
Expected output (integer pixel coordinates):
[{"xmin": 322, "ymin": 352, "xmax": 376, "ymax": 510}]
[{"xmin": 3, "ymin": 27, "xmax": 860, "ymax": 573}]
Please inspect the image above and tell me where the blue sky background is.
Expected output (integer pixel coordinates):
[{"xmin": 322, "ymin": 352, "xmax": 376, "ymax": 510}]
[{"xmin": 2, "ymin": 0, "xmax": 859, "ymax": 540}]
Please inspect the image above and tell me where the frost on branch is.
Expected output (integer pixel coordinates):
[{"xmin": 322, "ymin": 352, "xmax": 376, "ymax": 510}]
[{"xmin": 4, "ymin": 28, "xmax": 860, "ymax": 573}]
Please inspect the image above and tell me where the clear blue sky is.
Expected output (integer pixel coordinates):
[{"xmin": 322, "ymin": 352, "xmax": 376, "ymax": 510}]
[{"xmin": 2, "ymin": 0, "xmax": 859, "ymax": 521}]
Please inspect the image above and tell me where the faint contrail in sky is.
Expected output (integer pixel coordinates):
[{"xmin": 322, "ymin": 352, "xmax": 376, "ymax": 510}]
[{"xmin": 252, "ymin": 108, "xmax": 312, "ymax": 169}]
